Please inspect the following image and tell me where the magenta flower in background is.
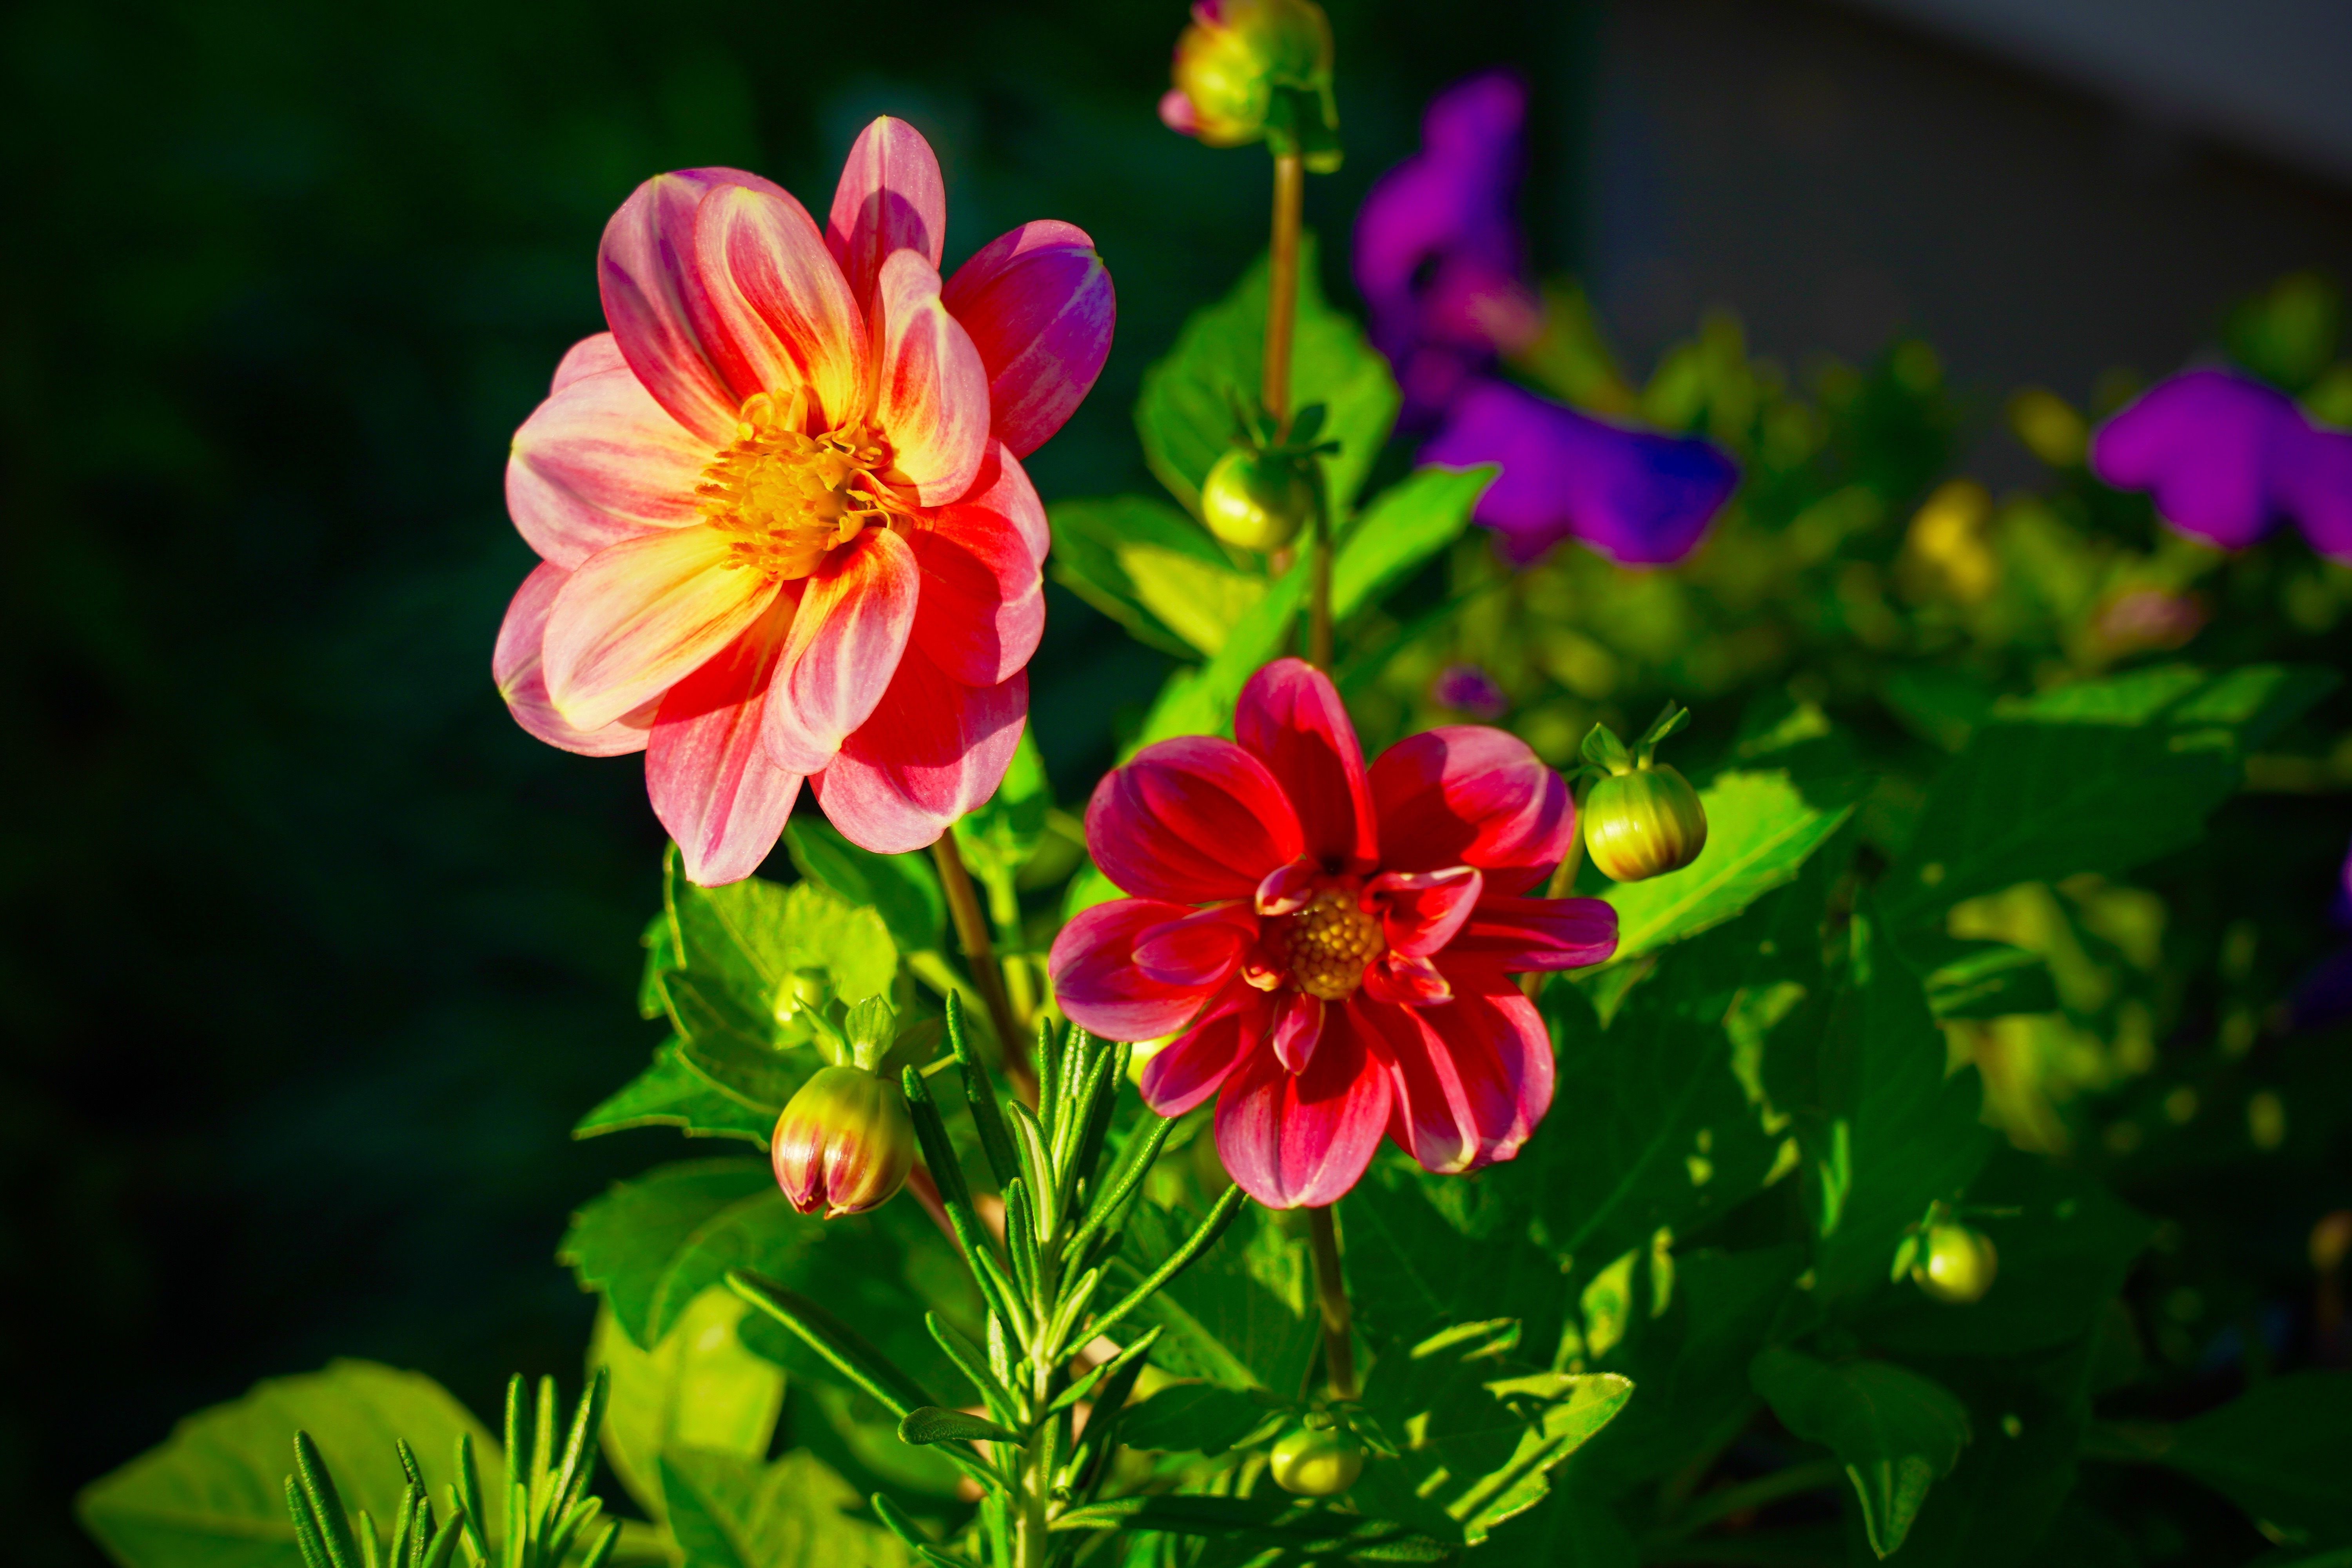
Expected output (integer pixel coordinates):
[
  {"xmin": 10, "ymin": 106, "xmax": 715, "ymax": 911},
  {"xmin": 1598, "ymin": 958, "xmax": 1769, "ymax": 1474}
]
[
  {"xmin": 1354, "ymin": 71, "xmax": 1737, "ymax": 566},
  {"xmin": 1431, "ymin": 662, "xmax": 1508, "ymax": 719},
  {"xmin": 2090, "ymin": 368, "xmax": 2352, "ymax": 561}
]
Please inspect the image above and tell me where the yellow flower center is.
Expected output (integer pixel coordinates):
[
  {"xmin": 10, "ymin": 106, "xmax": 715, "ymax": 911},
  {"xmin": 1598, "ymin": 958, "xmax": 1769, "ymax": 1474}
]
[
  {"xmin": 697, "ymin": 390, "xmax": 897, "ymax": 584},
  {"xmin": 1282, "ymin": 888, "xmax": 1385, "ymax": 1002}
]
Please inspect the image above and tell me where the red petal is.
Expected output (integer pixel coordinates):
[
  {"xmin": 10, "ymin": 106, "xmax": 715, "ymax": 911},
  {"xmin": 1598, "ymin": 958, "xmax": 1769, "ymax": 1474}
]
[
  {"xmin": 811, "ymin": 644, "xmax": 1026, "ymax": 853},
  {"xmin": 1235, "ymin": 659, "xmax": 1379, "ymax": 871},
  {"xmin": 1370, "ymin": 726, "xmax": 1572, "ymax": 895},
  {"xmin": 647, "ymin": 600, "xmax": 804, "ymax": 885},
  {"xmin": 1362, "ymin": 952, "xmax": 1452, "ymax": 1007},
  {"xmin": 688, "ymin": 180, "xmax": 870, "ymax": 430},
  {"xmin": 1087, "ymin": 737, "xmax": 1306, "ymax": 905},
  {"xmin": 826, "ymin": 116, "xmax": 947, "ymax": 310},
  {"xmin": 542, "ymin": 526, "xmax": 782, "ymax": 731},
  {"xmin": 1134, "ymin": 903, "xmax": 1259, "ymax": 989},
  {"xmin": 762, "ymin": 528, "xmax": 919, "ymax": 775},
  {"xmin": 908, "ymin": 493, "xmax": 1044, "ymax": 689},
  {"xmin": 1255, "ymin": 858, "xmax": 1319, "ymax": 916},
  {"xmin": 1214, "ymin": 1016, "xmax": 1392, "ymax": 1209},
  {"xmin": 598, "ymin": 168, "xmax": 789, "ymax": 444},
  {"xmin": 493, "ymin": 562, "xmax": 656, "ymax": 755},
  {"xmin": 1138, "ymin": 988, "xmax": 1262, "ymax": 1118},
  {"xmin": 1449, "ymin": 895, "xmax": 1619, "ymax": 971},
  {"xmin": 871, "ymin": 249, "xmax": 991, "ymax": 504},
  {"xmin": 942, "ymin": 220, "xmax": 1115, "ymax": 458},
  {"xmin": 1270, "ymin": 991, "xmax": 1325, "ymax": 1073},
  {"xmin": 1051, "ymin": 898, "xmax": 1227, "ymax": 1041},
  {"xmin": 506, "ymin": 338, "xmax": 709, "ymax": 568},
  {"xmin": 1370, "ymin": 866, "xmax": 1483, "ymax": 956},
  {"xmin": 1358, "ymin": 984, "xmax": 1550, "ymax": 1175}
]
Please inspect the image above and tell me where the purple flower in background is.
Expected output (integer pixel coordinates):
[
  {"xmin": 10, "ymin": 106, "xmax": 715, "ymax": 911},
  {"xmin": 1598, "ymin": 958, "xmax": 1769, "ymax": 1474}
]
[
  {"xmin": 2090, "ymin": 368, "xmax": 2352, "ymax": 561},
  {"xmin": 1354, "ymin": 70, "xmax": 1737, "ymax": 566},
  {"xmin": 1431, "ymin": 662, "xmax": 1509, "ymax": 718}
]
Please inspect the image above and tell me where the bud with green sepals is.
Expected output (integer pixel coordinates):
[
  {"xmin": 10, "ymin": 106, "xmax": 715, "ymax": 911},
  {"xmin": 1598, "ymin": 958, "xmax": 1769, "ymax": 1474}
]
[{"xmin": 1577, "ymin": 702, "xmax": 1710, "ymax": 882}]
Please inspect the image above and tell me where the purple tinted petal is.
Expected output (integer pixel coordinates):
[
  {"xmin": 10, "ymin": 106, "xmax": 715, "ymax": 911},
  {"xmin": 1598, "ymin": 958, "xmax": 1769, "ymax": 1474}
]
[
  {"xmin": 1421, "ymin": 378, "xmax": 1738, "ymax": 565},
  {"xmin": 2089, "ymin": 368, "xmax": 2305, "ymax": 552},
  {"xmin": 2279, "ymin": 423, "xmax": 2352, "ymax": 561}
]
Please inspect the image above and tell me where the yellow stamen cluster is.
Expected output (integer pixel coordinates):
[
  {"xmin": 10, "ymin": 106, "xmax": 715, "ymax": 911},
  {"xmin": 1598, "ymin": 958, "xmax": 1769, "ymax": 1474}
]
[
  {"xmin": 697, "ymin": 390, "xmax": 895, "ymax": 583},
  {"xmin": 1282, "ymin": 887, "xmax": 1384, "ymax": 1001}
]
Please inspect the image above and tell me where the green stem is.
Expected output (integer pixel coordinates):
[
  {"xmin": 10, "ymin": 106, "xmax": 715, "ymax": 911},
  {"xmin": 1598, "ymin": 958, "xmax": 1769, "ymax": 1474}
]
[
  {"xmin": 1307, "ymin": 1205, "xmax": 1356, "ymax": 1400},
  {"xmin": 933, "ymin": 831, "xmax": 1034, "ymax": 1101},
  {"xmin": 1263, "ymin": 149, "xmax": 1303, "ymax": 436}
]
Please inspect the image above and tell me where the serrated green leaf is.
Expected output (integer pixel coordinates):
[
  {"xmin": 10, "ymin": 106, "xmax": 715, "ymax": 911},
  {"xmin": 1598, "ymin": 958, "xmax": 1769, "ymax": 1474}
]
[
  {"xmin": 77, "ymin": 1361, "xmax": 503, "ymax": 1568},
  {"xmin": 782, "ymin": 819, "xmax": 946, "ymax": 960},
  {"xmin": 573, "ymin": 1040, "xmax": 777, "ymax": 1146},
  {"xmin": 1113, "ymin": 1383, "xmax": 1267, "ymax": 1455},
  {"xmin": 1114, "ymin": 1199, "xmax": 1315, "ymax": 1393},
  {"xmin": 661, "ymin": 971, "xmax": 807, "ymax": 1111},
  {"xmin": 657, "ymin": 1448, "xmax": 911, "ymax": 1568},
  {"xmin": 1048, "ymin": 494, "xmax": 1266, "ymax": 658},
  {"xmin": 560, "ymin": 1160, "xmax": 777, "ymax": 1348},
  {"xmin": 1749, "ymin": 1348, "xmax": 1971, "ymax": 1559},
  {"xmin": 1135, "ymin": 233, "xmax": 1398, "ymax": 522},
  {"xmin": 591, "ymin": 1291, "xmax": 783, "ymax": 1523},
  {"xmin": 2156, "ymin": 1372, "xmax": 2352, "ymax": 1544},
  {"xmin": 665, "ymin": 858, "xmax": 899, "ymax": 1025}
]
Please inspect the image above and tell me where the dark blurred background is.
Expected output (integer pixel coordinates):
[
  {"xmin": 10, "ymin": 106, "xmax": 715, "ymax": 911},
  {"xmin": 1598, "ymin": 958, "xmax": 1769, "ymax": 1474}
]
[{"xmin": 4, "ymin": 1, "xmax": 2347, "ymax": 1563}]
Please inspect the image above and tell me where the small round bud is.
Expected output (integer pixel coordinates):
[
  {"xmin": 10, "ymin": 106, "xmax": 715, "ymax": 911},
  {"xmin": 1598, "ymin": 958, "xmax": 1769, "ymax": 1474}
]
[
  {"xmin": 1270, "ymin": 1424, "xmax": 1363, "ymax": 1495},
  {"xmin": 771, "ymin": 1065, "xmax": 916, "ymax": 1220},
  {"xmin": 1911, "ymin": 1223, "xmax": 1999, "ymax": 1304},
  {"xmin": 1583, "ymin": 765, "xmax": 1708, "ymax": 883},
  {"xmin": 1161, "ymin": 0, "xmax": 1340, "ymax": 166},
  {"xmin": 1201, "ymin": 446, "xmax": 1315, "ymax": 551}
]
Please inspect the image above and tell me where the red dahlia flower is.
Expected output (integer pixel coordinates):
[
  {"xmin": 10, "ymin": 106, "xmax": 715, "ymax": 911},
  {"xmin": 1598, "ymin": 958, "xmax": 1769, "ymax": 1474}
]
[
  {"xmin": 1047, "ymin": 660, "xmax": 1617, "ymax": 1208},
  {"xmin": 494, "ymin": 119, "xmax": 1114, "ymax": 882}
]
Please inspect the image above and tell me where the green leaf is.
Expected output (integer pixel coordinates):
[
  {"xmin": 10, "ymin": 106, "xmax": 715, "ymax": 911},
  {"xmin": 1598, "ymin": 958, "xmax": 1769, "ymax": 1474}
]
[
  {"xmin": 1051, "ymin": 1494, "xmax": 1453, "ymax": 1562},
  {"xmin": 1113, "ymin": 1198, "xmax": 1316, "ymax": 1393},
  {"xmin": 573, "ymin": 1039, "xmax": 777, "ymax": 1146},
  {"xmin": 591, "ymin": 1290, "xmax": 784, "ymax": 1523},
  {"xmin": 951, "ymin": 728, "xmax": 1053, "ymax": 887},
  {"xmin": 1341, "ymin": 1156, "xmax": 1581, "ymax": 1363},
  {"xmin": 1354, "ymin": 1321, "xmax": 1634, "ymax": 1546},
  {"xmin": 2156, "ymin": 1372, "xmax": 2352, "ymax": 1544},
  {"xmin": 77, "ymin": 1361, "xmax": 503, "ymax": 1568},
  {"xmin": 782, "ymin": 819, "xmax": 946, "ymax": 960},
  {"xmin": 661, "ymin": 971, "xmax": 807, "ymax": 1113},
  {"xmin": 1112, "ymin": 1383, "xmax": 1267, "ymax": 1455},
  {"xmin": 657, "ymin": 1448, "xmax": 912, "ymax": 1568},
  {"xmin": 1135, "ymin": 233, "xmax": 1398, "ymax": 522},
  {"xmin": 663, "ymin": 856, "xmax": 900, "ymax": 1022},
  {"xmin": 1888, "ymin": 1347, "xmax": 2098, "ymax": 1568},
  {"xmin": 1749, "ymin": 1347, "xmax": 1971, "ymax": 1559},
  {"xmin": 1880, "ymin": 664, "xmax": 2335, "ymax": 931},
  {"xmin": 1597, "ymin": 768, "xmax": 1857, "ymax": 967},
  {"xmin": 1048, "ymin": 494, "xmax": 1266, "ymax": 658},
  {"xmin": 895, "ymin": 1407, "xmax": 1016, "ymax": 1446},
  {"xmin": 560, "ymin": 1160, "xmax": 777, "ymax": 1348},
  {"xmin": 1914, "ymin": 936, "xmax": 2061, "ymax": 1021}
]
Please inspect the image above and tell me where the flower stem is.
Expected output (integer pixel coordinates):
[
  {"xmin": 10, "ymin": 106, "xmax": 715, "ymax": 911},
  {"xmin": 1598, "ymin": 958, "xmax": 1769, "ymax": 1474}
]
[
  {"xmin": 1306, "ymin": 1205, "xmax": 1357, "ymax": 1400},
  {"xmin": 1263, "ymin": 149, "xmax": 1304, "ymax": 436},
  {"xmin": 933, "ymin": 831, "xmax": 1034, "ymax": 1099}
]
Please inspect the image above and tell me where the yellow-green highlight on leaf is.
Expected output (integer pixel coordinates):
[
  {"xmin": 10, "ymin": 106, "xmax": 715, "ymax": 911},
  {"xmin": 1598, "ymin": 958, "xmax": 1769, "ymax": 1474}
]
[{"xmin": 592, "ymin": 1290, "xmax": 784, "ymax": 1524}]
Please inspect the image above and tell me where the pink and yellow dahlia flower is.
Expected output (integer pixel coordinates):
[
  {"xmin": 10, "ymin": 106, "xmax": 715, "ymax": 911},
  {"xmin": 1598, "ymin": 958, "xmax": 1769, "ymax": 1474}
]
[
  {"xmin": 1047, "ymin": 659, "xmax": 1617, "ymax": 1208},
  {"xmin": 494, "ymin": 119, "xmax": 1114, "ymax": 882}
]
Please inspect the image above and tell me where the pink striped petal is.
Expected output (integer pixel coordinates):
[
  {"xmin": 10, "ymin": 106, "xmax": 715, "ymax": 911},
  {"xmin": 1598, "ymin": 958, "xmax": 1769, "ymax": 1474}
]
[
  {"xmin": 543, "ymin": 526, "xmax": 782, "ymax": 731},
  {"xmin": 871, "ymin": 249, "xmax": 990, "ymax": 504},
  {"xmin": 1087, "ymin": 737, "xmax": 1305, "ymax": 905},
  {"xmin": 688, "ymin": 181, "xmax": 871, "ymax": 431},
  {"xmin": 551, "ymin": 331, "xmax": 626, "ymax": 392},
  {"xmin": 1370, "ymin": 866, "xmax": 1483, "ymax": 956},
  {"xmin": 1235, "ymin": 659, "xmax": 1379, "ymax": 872},
  {"xmin": 1051, "ymin": 898, "xmax": 1224, "ymax": 1041},
  {"xmin": 506, "ymin": 345, "xmax": 710, "ymax": 568},
  {"xmin": 908, "ymin": 489, "xmax": 1044, "ymax": 688},
  {"xmin": 762, "ymin": 527, "xmax": 920, "ymax": 775},
  {"xmin": 493, "ymin": 562, "xmax": 656, "ymax": 756},
  {"xmin": 1359, "ymin": 985, "xmax": 1550, "ymax": 1175},
  {"xmin": 942, "ymin": 220, "xmax": 1116, "ymax": 458},
  {"xmin": 1138, "ymin": 989, "xmax": 1262, "ymax": 1117},
  {"xmin": 826, "ymin": 117, "xmax": 947, "ymax": 310},
  {"xmin": 1134, "ymin": 904, "xmax": 1259, "ymax": 989},
  {"xmin": 811, "ymin": 644, "xmax": 1027, "ymax": 853},
  {"xmin": 599, "ymin": 168, "xmax": 788, "ymax": 445},
  {"xmin": 1370, "ymin": 726, "xmax": 1572, "ymax": 895},
  {"xmin": 941, "ymin": 439, "xmax": 1048, "ymax": 564},
  {"xmin": 1448, "ymin": 895, "xmax": 1619, "ymax": 971},
  {"xmin": 1214, "ymin": 1017, "xmax": 1392, "ymax": 1209},
  {"xmin": 1270, "ymin": 991, "xmax": 1325, "ymax": 1073},
  {"xmin": 647, "ymin": 598, "xmax": 804, "ymax": 886}
]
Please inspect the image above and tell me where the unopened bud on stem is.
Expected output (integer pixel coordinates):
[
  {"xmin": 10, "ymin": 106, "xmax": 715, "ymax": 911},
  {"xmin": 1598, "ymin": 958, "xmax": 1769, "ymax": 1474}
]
[
  {"xmin": 771, "ymin": 1064, "xmax": 916, "ymax": 1219},
  {"xmin": 1159, "ymin": 0, "xmax": 1342, "ymax": 171},
  {"xmin": 1270, "ymin": 1423, "xmax": 1363, "ymax": 1495},
  {"xmin": 1579, "ymin": 703, "xmax": 1709, "ymax": 883},
  {"xmin": 1912, "ymin": 1223, "xmax": 1999, "ymax": 1303}
]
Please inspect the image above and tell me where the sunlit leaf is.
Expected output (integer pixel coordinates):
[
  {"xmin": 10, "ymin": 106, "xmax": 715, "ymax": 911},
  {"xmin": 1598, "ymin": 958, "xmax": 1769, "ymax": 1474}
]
[
  {"xmin": 592, "ymin": 1290, "xmax": 784, "ymax": 1523},
  {"xmin": 1049, "ymin": 494, "xmax": 1265, "ymax": 658},
  {"xmin": 658, "ymin": 1448, "xmax": 912, "ymax": 1568}
]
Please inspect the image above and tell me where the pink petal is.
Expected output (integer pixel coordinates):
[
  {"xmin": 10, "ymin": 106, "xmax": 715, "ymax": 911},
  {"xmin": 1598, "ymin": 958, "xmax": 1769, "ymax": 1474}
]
[
  {"xmin": 1363, "ymin": 952, "xmax": 1451, "ymax": 1007},
  {"xmin": 542, "ymin": 526, "xmax": 782, "ymax": 732},
  {"xmin": 647, "ymin": 599, "xmax": 804, "ymax": 885},
  {"xmin": 908, "ymin": 482, "xmax": 1044, "ymax": 688},
  {"xmin": 1235, "ymin": 659, "xmax": 1379, "ymax": 872},
  {"xmin": 688, "ymin": 181, "xmax": 871, "ymax": 431},
  {"xmin": 1050, "ymin": 898, "xmax": 1227, "ymax": 1041},
  {"xmin": 1448, "ymin": 895, "xmax": 1619, "ymax": 971},
  {"xmin": 599, "ymin": 168, "xmax": 789, "ymax": 445},
  {"xmin": 506, "ymin": 345, "xmax": 710, "ymax": 569},
  {"xmin": 492, "ymin": 561, "xmax": 656, "ymax": 756},
  {"xmin": 1271, "ymin": 991, "xmax": 1325, "ymax": 1073},
  {"xmin": 1370, "ymin": 726, "xmax": 1572, "ymax": 895},
  {"xmin": 1138, "ymin": 989, "xmax": 1263, "ymax": 1117},
  {"xmin": 551, "ymin": 331, "xmax": 626, "ymax": 392},
  {"xmin": 963, "ymin": 440, "xmax": 1049, "ymax": 564},
  {"xmin": 1087, "ymin": 737, "xmax": 1306, "ymax": 905},
  {"xmin": 760, "ymin": 527, "xmax": 919, "ymax": 775},
  {"xmin": 942, "ymin": 220, "xmax": 1116, "ymax": 458},
  {"xmin": 1214, "ymin": 1017, "xmax": 1392, "ymax": 1209},
  {"xmin": 871, "ymin": 249, "xmax": 990, "ymax": 504},
  {"xmin": 811, "ymin": 643, "xmax": 1027, "ymax": 853},
  {"xmin": 1134, "ymin": 904, "xmax": 1259, "ymax": 989},
  {"xmin": 826, "ymin": 116, "xmax": 947, "ymax": 311},
  {"xmin": 1370, "ymin": 866, "xmax": 1483, "ymax": 956},
  {"xmin": 1358, "ymin": 985, "xmax": 1550, "ymax": 1175}
]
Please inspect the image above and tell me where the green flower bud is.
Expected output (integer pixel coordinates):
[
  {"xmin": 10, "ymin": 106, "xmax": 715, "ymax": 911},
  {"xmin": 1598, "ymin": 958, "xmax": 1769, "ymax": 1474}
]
[
  {"xmin": 1270, "ymin": 1423, "xmax": 1363, "ymax": 1495},
  {"xmin": 1911, "ymin": 1223, "xmax": 1998, "ymax": 1304},
  {"xmin": 1582, "ymin": 764, "xmax": 1708, "ymax": 883},
  {"xmin": 1200, "ymin": 446, "xmax": 1315, "ymax": 551},
  {"xmin": 1159, "ymin": 0, "xmax": 1342, "ymax": 171},
  {"xmin": 771, "ymin": 1065, "xmax": 915, "ymax": 1220}
]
